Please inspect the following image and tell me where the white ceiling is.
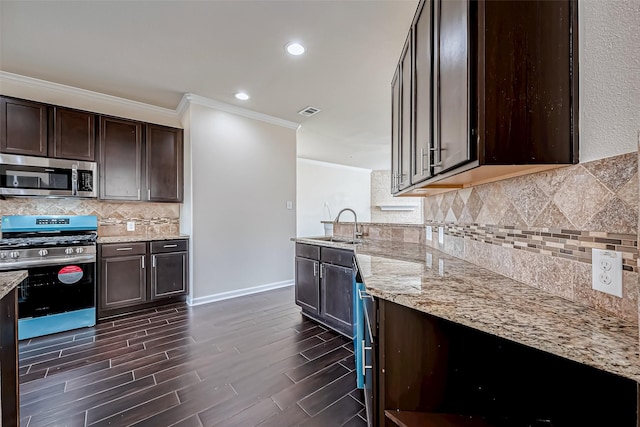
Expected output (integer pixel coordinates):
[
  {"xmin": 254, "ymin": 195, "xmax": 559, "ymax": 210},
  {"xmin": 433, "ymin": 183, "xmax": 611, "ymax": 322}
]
[{"xmin": 0, "ymin": 0, "xmax": 418, "ymax": 170}]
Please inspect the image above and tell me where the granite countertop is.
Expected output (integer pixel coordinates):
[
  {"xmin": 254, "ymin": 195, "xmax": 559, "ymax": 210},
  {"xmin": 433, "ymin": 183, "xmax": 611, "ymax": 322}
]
[
  {"xmin": 0, "ymin": 270, "xmax": 27, "ymax": 300},
  {"xmin": 292, "ymin": 237, "xmax": 640, "ymax": 383},
  {"xmin": 98, "ymin": 235, "xmax": 190, "ymax": 244}
]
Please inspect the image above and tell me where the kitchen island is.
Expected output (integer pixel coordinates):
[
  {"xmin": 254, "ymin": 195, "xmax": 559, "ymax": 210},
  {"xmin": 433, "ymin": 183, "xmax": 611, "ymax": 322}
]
[
  {"xmin": 294, "ymin": 237, "xmax": 640, "ymax": 426},
  {"xmin": 0, "ymin": 270, "xmax": 27, "ymax": 426}
]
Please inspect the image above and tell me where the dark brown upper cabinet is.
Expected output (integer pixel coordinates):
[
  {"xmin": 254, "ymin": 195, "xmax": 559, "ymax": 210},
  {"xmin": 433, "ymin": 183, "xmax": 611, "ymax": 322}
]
[
  {"xmin": 51, "ymin": 107, "xmax": 96, "ymax": 161},
  {"xmin": 146, "ymin": 124, "xmax": 183, "ymax": 203},
  {"xmin": 391, "ymin": 68, "xmax": 401, "ymax": 194},
  {"xmin": 99, "ymin": 116, "xmax": 144, "ymax": 201},
  {"xmin": 99, "ymin": 118, "xmax": 183, "ymax": 203},
  {"xmin": 391, "ymin": 32, "xmax": 413, "ymax": 194},
  {"xmin": 411, "ymin": 0, "xmax": 434, "ymax": 185},
  {"xmin": 0, "ymin": 96, "xmax": 96, "ymax": 161},
  {"xmin": 0, "ymin": 97, "xmax": 48, "ymax": 157},
  {"xmin": 392, "ymin": 0, "xmax": 578, "ymax": 196}
]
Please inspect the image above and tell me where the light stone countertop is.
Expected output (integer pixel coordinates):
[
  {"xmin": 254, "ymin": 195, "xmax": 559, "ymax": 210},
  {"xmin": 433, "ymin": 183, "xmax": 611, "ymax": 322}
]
[
  {"xmin": 98, "ymin": 235, "xmax": 190, "ymax": 244},
  {"xmin": 0, "ymin": 270, "xmax": 27, "ymax": 300},
  {"xmin": 293, "ymin": 237, "xmax": 640, "ymax": 383}
]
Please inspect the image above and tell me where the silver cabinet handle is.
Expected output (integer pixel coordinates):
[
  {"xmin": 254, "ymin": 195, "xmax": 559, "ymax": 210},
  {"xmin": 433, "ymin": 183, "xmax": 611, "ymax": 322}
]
[
  {"xmin": 141, "ymin": 256, "xmax": 145, "ymax": 269},
  {"xmin": 313, "ymin": 262, "xmax": 318, "ymax": 277},
  {"xmin": 319, "ymin": 264, "xmax": 324, "ymax": 279},
  {"xmin": 362, "ymin": 340, "xmax": 372, "ymax": 371},
  {"xmin": 152, "ymin": 255, "xmax": 156, "ymax": 268},
  {"xmin": 163, "ymin": 244, "xmax": 178, "ymax": 248},
  {"xmin": 137, "ymin": 188, "xmax": 141, "ymax": 200},
  {"xmin": 358, "ymin": 289, "xmax": 372, "ymax": 300},
  {"xmin": 116, "ymin": 247, "xmax": 133, "ymax": 251},
  {"xmin": 148, "ymin": 189, "xmax": 151, "ymax": 200}
]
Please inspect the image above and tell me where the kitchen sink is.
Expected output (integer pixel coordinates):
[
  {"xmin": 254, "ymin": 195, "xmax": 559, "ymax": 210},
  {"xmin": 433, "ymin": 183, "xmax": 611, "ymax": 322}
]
[{"xmin": 308, "ymin": 236, "xmax": 363, "ymax": 244}]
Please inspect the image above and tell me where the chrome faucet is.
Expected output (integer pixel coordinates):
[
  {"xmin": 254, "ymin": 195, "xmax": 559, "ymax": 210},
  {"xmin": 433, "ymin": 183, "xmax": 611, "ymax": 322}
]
[{"xmin": 334, "ymin": 208, "xmax": 362, "ymax": 242}]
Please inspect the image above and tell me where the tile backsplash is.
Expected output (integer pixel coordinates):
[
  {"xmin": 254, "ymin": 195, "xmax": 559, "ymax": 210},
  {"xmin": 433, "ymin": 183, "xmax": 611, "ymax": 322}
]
[
  {"xmin": 0, "ymin": 198, "xmax": 180, "ymax": 237},
  {"xmin": 422, "ymin": 152, "xmax": 639, "ymax": 324}
]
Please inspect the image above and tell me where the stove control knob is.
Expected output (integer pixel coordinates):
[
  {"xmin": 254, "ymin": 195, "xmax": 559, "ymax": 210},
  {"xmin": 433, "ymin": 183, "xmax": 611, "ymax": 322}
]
[
  {"xmin": 76, "ymin": 247, "xmax": 84, "ymax": 254},
  {"xmin": 65, "ymin": 248, "xmax": 74, "ymax": 255},
  {"xmin": 10, "ymin": 251, "xmax": 19, "ymax": 259},
  {"xmin": 39, "ymin": 249, "xmax": 48, "ymax": 257},
  {"xmin": 0, "ymin": 252, "xmax": 6, "ymax": 259}
]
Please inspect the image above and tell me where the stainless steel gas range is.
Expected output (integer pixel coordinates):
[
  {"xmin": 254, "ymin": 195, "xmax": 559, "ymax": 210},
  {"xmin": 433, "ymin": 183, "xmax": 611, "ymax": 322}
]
[{"xmin": 0, "ymin": 215, "xmax": 98, "ymax": 340}]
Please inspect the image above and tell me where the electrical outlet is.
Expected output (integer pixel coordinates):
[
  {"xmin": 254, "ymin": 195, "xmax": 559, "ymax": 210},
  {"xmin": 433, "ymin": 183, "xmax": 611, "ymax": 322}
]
[
  {"xmin": 426, "ymin": 226, "xmax": 432, "ymax": 241},
  {"xmin": 286, "ymin": 201, "xmax": 293, "ymax": 210},
  {"xmin": 426, "ymin": 253, "xmax": 432, "ymax": 268},
  {"xmin": 592, "ymin": 249, "xmax": 622, "ymax": 297},
  {"xmin": 126, "ymin": 221, "xmax": 135, "ymax": 232},
  {"xmin": 438, "ymin": 259, "xmax": 444, "ymax": 276},
  {"xmin": 438, "ymin": 226, "xmax": 444, "ymax": 245}
]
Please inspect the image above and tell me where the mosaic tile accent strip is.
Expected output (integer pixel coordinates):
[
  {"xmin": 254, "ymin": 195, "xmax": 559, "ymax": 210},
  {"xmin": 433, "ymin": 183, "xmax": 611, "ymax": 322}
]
[
  {"xmin": 0, "ymin": 198, "xmax": 180, "ymax": 237},
  {"xmin": 423, "ymin": 152, "xmax": 638, "ymax": 235},
  {"xmin": 428, "ymin": 223, "xmax": 638, "ymax": 273}
]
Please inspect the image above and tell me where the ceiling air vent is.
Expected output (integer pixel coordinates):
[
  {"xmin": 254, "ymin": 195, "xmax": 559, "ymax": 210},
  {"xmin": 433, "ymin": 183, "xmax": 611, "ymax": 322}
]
[{"xmin": 298, "ymin": 106, "xmax": 321, "ymax": 117}]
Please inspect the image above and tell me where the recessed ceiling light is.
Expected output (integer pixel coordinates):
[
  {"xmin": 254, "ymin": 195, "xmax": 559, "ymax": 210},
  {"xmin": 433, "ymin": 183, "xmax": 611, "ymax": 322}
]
[
  {"xmin": 235, "ymin": 92, "xmax": 250, "ymax": 101},
  {"xmin": 286, "ymin": 42, "xmax": 305, "ymax": 56}
]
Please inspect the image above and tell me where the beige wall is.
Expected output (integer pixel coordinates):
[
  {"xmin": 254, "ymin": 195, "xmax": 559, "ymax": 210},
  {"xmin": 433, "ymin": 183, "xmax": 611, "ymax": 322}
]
[{"xmin": 184, "ymin": 103, "xmax": 296, "ymax": 301}]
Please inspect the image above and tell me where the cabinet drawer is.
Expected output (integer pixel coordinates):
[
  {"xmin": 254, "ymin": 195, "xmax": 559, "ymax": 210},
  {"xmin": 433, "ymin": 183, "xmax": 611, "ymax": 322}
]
[
  {"xmin": 150, "ymin": 239, "xmax": 188, "ymax": 254},
  {"xmin": 101, "ymin": 242, "xmax": 146, "ymax": 257},
  {"xmin": 296, "ymin": 243, "xmax": 320, "ymax": 260},
  {"xmin": 321, "ymin": 247, "xmax": 354, "ymax": 268}
]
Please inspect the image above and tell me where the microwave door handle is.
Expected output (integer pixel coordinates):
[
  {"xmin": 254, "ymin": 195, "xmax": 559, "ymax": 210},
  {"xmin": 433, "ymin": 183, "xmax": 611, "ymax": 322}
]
[{"xmin": 71, "ymin": 166, "xmax": 78, "ymax": 196}]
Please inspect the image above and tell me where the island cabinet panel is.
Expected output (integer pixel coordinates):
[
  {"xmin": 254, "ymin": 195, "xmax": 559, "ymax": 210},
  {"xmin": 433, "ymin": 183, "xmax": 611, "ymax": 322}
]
[
  {"xmin": 375, "ymin": 299, "xmax": 638, "ymax": 427},
  {"xmin": 51, "ymin": 107, "xmax": 96, "ymax": 161},
  {"xmin": 0, "ymin": 286, "xmax": 19, "ymax": 426},
  {"xmin": 294, "ymin": 243, "xmax": 355, "ymax": 338},
  {"xmin": 99, "ymin": 116, "xmax": 144, "ymax": 201},
  {"xmin": 0, "ymin": 97, "xmax": 48, "ymax": 157}
]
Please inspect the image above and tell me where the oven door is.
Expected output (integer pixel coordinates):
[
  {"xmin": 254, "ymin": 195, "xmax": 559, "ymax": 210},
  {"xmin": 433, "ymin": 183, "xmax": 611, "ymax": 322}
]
[{"xmin": 18, "ymin": 260, "xmax": 96, "ymax": 340}]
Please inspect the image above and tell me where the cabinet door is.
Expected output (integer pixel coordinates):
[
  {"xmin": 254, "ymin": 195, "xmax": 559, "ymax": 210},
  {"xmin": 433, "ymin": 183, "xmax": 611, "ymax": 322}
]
[
  {"xmin": 391, "ymin": 67, "xmax": 401, "ymax": 194},
  {"xmin": 321, "ymin": 263, "xmax": 354, "ymax": 336},
  {"xmin": 295, "ymin": 257, "xmax": 319, "ymax": 315},
  {"xmin": 99, "ymin": 116, "xmax": 143, "ymax": 201},
  {"xmin": 151, "ymin": 251, "xmax": 188, "ymax": 299},
  {"xmin": 411, "ymin": 0, "xmax": 434, "ymax": 184},
  {"xmin": 434, "ymin": 0, "xmax": 471, "ymax": 174},
  {"xmin": 100, "ymin": 255, "xmax": 147, "ymax": 310},
  {"xmin": 51, "ymin": 107, "xmax": 95, "ymax": 161},
  {"xmin": 398, "ymin": 32, "xmax": 413, "ymax": 191},
  {"xmin": 0, "ymin": 97, "xmax": 48, "ymax": 157},
  {"xmin": 146, "ymin": 124, "xmax": 183, "ymax": 202}
]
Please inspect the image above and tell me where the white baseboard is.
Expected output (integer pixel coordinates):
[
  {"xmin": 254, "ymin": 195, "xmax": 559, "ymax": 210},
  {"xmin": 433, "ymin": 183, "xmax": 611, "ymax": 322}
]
[{"xmin": 186, "ymin": 280, "xmax": 294, "ymax": 306}]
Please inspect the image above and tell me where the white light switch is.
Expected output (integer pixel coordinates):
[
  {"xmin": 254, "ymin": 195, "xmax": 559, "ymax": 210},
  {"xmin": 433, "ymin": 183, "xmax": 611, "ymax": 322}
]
[
  {"xmin": 286, "ymin": 201, "xmax": 293, "ymax": 210},
  {"xmin": 426, "ymin": 226, "xmax": 432, "ymax": 241},
  {"xmin": 592, "ymin": 249, "xmax": 623, "ymax": 297},
  {"xmin": 438, "ymin": 226, "xmax": 444, "ymax": 245},
  {"xmin": 126, "ymin": 221, "xmax": 135, "ymax": 231}
]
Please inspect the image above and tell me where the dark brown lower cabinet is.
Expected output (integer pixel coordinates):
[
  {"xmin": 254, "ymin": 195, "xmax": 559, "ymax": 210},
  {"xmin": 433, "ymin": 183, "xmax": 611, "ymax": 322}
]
[
  {"xmin": 0, "ymin": 286, "xmax": 19, "ymax": 426},
  {"xmin": 151, "ymin": 240, "xmax": 189, "ymax": 300},
  {"xmin": 99, "ymin": 239, "xmax": 188, "ymax": 319},
  {"xmin": 295, "ymin": 256, "xmax": 319, "ymax": 315},
  {"xmin": 376, "ymin": 299, "xmax": 638, "ymax": 427},
  {"xmin": 294, "ymin": 243, "xmax": 354, "ymax": 338}
]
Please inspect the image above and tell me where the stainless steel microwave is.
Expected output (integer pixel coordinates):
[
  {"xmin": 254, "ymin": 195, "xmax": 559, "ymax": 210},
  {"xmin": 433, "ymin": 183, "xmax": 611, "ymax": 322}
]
[{"xmin": 0, "ymin": 154, "xmax": 97, "ymax": 197}]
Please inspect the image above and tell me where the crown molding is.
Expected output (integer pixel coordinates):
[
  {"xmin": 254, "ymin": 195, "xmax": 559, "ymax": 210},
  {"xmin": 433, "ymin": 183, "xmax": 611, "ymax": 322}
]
[
  {"xmin": 1, "ymin": 72, "xmax": 301, "ymax": 131},
  {"xmin": 0, "ymin": 71, "xmax": 178, "ymax": 120},
  {"xmin": 178, "ymin": 93, "xmax": 300, "ymax": 130}
]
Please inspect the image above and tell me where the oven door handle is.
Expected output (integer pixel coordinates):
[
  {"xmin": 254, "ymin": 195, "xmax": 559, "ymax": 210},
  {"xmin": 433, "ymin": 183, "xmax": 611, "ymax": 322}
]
[{"xmin": 0, "ymin": 254, "xmax": 96, "ymax": 271}]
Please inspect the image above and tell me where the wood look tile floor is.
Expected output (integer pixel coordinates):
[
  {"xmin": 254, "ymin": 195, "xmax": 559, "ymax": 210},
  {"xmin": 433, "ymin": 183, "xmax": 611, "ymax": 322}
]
[{"xmin": 18, "ymin": 286, "xmax": 366, "ymax": 427}]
